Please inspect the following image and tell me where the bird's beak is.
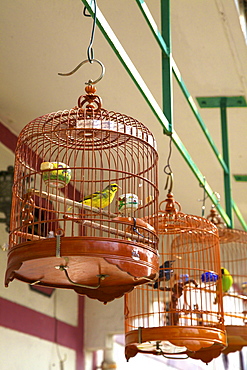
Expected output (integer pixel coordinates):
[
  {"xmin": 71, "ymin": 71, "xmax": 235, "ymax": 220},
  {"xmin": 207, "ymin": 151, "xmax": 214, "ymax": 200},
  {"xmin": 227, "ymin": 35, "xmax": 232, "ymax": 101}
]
[{"xmin": 173, "ymin": 255, "xmax": 182, "ymax": 260}]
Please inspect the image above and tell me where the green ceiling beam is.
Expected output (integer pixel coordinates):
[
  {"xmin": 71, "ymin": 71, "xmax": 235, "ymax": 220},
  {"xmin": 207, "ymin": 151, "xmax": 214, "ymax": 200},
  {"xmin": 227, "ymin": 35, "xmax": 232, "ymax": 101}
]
[
  {"xmin": 197, "ymin": 96, "xmax": 247, "ymax": 108},
  {"xmin": 196, "ymin": 95, "xmax": 247, "ymax": 231},
  {"xmin": 135, "ymin": 0, "xmax": 228, "ymax": 173},
  {"xmin": 81, "ymin": 0, "xmax": 170, "ymax": 135},
  {"xmin": 136, "ymin": 0, "xmax": 172, "ymax": 132},
  {"xmin": 172, "ymin": 62, "xmax": 229, "ymax": 174},
  {"xmin": 234, "ymin": 174, "xmax": 247, "ymax": 181},
  {"xmin": 161, "ymin": 0, "xmax": 173, "ymax": 133},
  {"xmin": 172, "ymin": 131, "xmax": 230, "ymax": 225},
  {"xmin": 220, "ymin": 98, "xmax": 233, "ymax": 228},
  {"xmin": 135, "ymin": 0, "xmax": 170, "ymax": 57},
  {"xmin": 80, "ymin": 0, "xmax": 235, "ymax": 227},
  {"xmin": 133, "ymin": 1, "xmax": 247, "ymax": 230},
  {"xmin": 232, "ymin": 200, "xmax": 247, "ymax": 231}
]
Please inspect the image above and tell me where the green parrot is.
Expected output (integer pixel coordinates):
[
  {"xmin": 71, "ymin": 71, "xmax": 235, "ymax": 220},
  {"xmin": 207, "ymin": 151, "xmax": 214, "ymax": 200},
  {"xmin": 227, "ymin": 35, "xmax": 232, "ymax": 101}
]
[
  {"xmin": 221, "ymin": 267, "xmax": 233, "ymax": 293},
  {"xmin": 214, "ymin": 267, "xmax": 233, "ymax": 304}
]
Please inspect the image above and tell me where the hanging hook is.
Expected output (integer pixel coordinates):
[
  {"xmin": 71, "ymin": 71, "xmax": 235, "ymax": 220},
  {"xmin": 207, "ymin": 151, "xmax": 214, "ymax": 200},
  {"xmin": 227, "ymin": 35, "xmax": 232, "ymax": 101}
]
[
  {"xmin": 58, "ymin": 58, "xmax": 105, "ymax": 85},
  {"xmin": 164, "ymin": 135, "xmax": 173, "ymax": 193},
  {"xmin": 83, "ymin": 0, "xmax": 97, "ymax": 63},
  {"xmin": 198, "ymin": 176, "xmax": 208, "ymax": 217},
  {"xmin": 164, "ymin": 172, "xmax": 174, "ymax": 194},
  {"xmin": 83, "ymin": 6, "xmax": 91, "ymax": 17},
  {"xmin": 58, "ymin": 0, "xmax": 104, "ymax": 84}
]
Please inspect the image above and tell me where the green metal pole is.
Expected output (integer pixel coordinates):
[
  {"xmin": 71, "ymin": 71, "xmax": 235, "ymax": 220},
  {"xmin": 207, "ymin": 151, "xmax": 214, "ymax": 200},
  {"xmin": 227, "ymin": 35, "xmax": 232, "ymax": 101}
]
[
  {"xmin": 80, "ymin": 0, "xmax": 232, "ymax": 227},
  {"xmin": 135, "ymin": 0, "xmax": 169, "ymax": 57},
  {"xmin": 161, "ymin": 0, "xmax": 172, "ymax": 133},
  {"xmin": 232, "ymin": 200, "xmax": 247, "ymax": 231},
  {"xmin": 81, "ymin": 0, "xmax": 170, "ymax": 134},
  {"xmin": 220, "ymin": 98, "xmax": 233, "ymax": 228},
  {"xmin": 136, "ymin": 0, "xmax": 228, "ymax": 172}
]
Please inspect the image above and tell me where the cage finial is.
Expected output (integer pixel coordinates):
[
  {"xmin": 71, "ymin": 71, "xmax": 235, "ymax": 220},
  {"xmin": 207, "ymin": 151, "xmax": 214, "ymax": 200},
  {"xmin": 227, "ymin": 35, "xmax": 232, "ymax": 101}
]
[
  {"xmin": 77, "ymin": 83, "xmax": 102, "ymax": 111},
  {"xmin": 207, "ymin": 205, "xmax": 225, "ymax": 228},
  {"xmin": 159, "ymin": 191, "xmax": 181, "ymax": 215}
]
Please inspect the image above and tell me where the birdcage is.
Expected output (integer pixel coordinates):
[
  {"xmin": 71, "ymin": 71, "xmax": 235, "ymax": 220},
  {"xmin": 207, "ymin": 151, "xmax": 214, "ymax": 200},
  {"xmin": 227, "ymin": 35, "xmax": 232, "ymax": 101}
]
[
  {"xmin": 125, "ymin": 192, "xmax": 227, "ymax": 363},
  {"xmin": 207, "ymin": 207, "xmax": 247, "ymax": 355},
  {"xmin": 5, "ymin": 85, "xmax": 159, "ymax": 303}
]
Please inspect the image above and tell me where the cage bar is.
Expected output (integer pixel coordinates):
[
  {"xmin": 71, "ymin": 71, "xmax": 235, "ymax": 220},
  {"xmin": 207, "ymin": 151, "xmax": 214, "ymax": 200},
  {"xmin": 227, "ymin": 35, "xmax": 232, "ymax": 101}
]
[
  {"xmin": 125, "ymin": 192, "xmax": 226, "ymax": 363},
  {"xmin": 5, "ymin": 86, "xmax": 159, "ymax": 303},
  {"xmin": 207, "ymin": 207, "xmax": 247, "ymax": 354}
]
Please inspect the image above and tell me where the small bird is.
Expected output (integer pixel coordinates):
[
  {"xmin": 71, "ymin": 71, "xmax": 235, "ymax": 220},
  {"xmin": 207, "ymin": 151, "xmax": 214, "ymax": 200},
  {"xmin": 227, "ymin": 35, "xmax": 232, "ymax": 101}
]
[
  {"xmin": 78, "ymin": 183, "xmax": 120, "ymax": 209},
  {"xmin": 214, "ymin": 267, "xmax": 233, "ymax": 304},
  {"xmin": 221, "ymin": 267, "xmax": 233, "ymax": 293},
  {"xmin": 153, "ymin": 260, "xmax": 175, "ymax": 289}
]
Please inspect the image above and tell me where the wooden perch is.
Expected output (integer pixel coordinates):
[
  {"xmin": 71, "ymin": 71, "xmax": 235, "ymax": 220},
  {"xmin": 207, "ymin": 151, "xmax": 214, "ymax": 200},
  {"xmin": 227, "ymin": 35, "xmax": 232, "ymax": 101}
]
[
  {"xmin": 29, "ymin": 189, "xmax": 118, "ymax": 218},
  {"xmin": 64, "ymin": 215, "xmax": 155, "ymax": 244},
  {"xmin": 17, "ymin": 219, "xmax": 154, "ymax": 245},
  {"xmin": 16, "ymin": 231, "xmax": 46, "ymax": 241},
  {"xmin": 224, "ymin": 292, "xmax": 247, "ymax": 301}
]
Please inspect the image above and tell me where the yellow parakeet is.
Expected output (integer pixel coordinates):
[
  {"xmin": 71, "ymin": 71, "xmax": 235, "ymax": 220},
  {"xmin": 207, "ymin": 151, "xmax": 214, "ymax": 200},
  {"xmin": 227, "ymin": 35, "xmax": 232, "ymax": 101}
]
[{"xmin": 68, "ymin": 183, "xmax": 120, "ymax": 211}]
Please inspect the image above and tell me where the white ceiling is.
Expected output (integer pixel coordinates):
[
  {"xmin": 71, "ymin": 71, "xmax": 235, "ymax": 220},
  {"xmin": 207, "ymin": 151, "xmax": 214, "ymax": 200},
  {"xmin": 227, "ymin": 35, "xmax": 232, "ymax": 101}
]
[{"xmin": 1, "ymin": 0, "xmax": 247, "ymax": 229}]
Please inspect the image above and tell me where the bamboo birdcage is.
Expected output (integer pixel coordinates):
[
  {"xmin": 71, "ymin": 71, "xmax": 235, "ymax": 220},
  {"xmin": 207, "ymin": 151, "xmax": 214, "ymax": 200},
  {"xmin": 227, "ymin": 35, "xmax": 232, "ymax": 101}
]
[
  {"xmin": 5, "ymin": 85, "xmax": 159, "ymax": 303},
  {"xmin": 125, "ymin": 192, "xmax": 227, "ymax": 363},
  {"xmin": 207, "ymin": 207, "xmax": 247, "ymax": 355}
]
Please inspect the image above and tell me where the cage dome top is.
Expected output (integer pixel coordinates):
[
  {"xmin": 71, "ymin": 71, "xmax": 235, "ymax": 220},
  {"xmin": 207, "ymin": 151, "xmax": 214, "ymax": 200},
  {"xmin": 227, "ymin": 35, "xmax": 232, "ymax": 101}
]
[{"xmin": 17, "ymin": 85, "xmax": 157, "ymax": 152}]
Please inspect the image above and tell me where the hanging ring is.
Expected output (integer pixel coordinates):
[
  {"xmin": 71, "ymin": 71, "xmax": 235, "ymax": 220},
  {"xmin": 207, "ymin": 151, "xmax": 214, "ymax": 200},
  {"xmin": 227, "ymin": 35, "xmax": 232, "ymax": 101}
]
[{"xmin": 58, "ymin": 59, "xmax": 105, "ymax": 85}]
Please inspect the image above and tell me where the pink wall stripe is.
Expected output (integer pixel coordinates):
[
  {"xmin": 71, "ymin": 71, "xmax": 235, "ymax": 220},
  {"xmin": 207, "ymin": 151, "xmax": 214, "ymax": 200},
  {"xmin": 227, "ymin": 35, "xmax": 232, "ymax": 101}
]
[
  {"xmin": 0, "ymin": 296, "xmax": 85, "ymax": 368},
  {"xmin": 0, "ymin": 120, "xmax": 85, "ymax": 369},
  {"xmin": 0, "ymin": 296, "xmax": 82, "ymax": 351},
  {"xmin": 0, "ymin": 122, "xmax": 17, "ymax": 153},
  {"xmin": 76, "ymin": 296, "xmax": 85, "ymax": 370}
]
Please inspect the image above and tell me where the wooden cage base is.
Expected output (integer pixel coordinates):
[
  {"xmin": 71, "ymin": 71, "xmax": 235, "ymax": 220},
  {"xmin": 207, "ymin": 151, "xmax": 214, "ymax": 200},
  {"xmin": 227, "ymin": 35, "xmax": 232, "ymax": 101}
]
[
  {"xmin": 222, "ymin": 325, "xmax": 247, "ymax": 355},
  {"xmin": 125, "ymin": 326, "xmax": 226, "ymax": 363},
  {"xmin": 5, "ymin": 237, "xmax": 159, "ymax": 303}
]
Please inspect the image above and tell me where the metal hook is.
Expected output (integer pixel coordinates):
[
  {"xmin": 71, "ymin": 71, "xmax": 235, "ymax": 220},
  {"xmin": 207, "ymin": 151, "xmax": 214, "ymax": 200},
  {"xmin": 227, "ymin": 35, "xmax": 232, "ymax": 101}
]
[
  {"xmin": 84, "ymin": 0, "xmax": 97, "ymax": 63},
  {"xmin": 198, "ymin": 176, "xmax": 208, "ymax": 217},
  {"xmin": 58, "ymin": 58, "xmax": 105, "ymax": 85},
  {"xmin": 56, "ymin": 264, "xmax": 109, "ymax": 289},
  {"xmin": 161, "ymin": 353, "xmax": 189, "ymax": 360},
  {"xmin": 164, "ymin": 172, "xmax": 173, "ymax": 193},
  {"xmin": 154, "ymin": 342, "xmax": 188, "ymax": 359},
  {"xmin": 132, "ymin": 217, "xmax": 145, "ymax": 238}
]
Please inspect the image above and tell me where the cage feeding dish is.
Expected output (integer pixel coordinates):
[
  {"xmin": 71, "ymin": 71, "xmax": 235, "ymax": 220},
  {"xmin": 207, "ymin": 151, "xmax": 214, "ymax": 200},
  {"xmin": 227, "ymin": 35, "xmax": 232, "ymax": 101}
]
[{"xmin": 5, "ymin": 86, "xmax": 159, "ymax": 303}]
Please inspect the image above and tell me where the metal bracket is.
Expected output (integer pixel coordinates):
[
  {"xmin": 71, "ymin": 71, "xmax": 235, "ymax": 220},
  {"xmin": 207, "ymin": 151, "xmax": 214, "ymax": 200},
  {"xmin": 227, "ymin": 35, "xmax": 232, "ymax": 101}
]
[
  {"xmin": 56, "ymin": 264, "xmax": 109, "ymax": 290},
  {"xmin": 56, "ymin": 234, "xmax": 61, "ymax": 258},
  {"xmin": 55, "ymin": 228, "xmax": 64, "ymax": 257},
  {"xmin": 138, "ymin": 326, "xmax": 143, "ymax": 343}
]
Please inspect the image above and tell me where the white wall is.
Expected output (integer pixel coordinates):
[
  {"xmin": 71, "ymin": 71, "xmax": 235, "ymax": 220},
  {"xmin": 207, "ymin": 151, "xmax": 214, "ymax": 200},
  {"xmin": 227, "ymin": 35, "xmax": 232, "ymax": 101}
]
[
  {"xmin": 0, "ymin": 143, "xmax": 79, "ymax": 369},
  {"xmin": 0, "ymin": 143, "xmax": 78, "ymax": 323},
  {"xmin": 0, "ymin": 327, "xmax": 76, "ymax": 370},
  {"xmin": 84, "ymin": 296, "xmax": 124, "ymax": 351}
]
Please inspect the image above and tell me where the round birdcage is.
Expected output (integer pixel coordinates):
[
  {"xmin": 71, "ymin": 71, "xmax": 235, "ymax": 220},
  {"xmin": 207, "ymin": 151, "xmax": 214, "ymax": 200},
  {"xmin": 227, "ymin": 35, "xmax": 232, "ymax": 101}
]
[
  {"xmin": 207, "ymin": 207, "xmax": 247, "ymax": 355},
  {"xmin": 5, "ymin": 85, "xmax": 159, "ymax": 303},
  {"xmin": 125, "ymin": 192, "xmax": 227, "ymax": 363}
]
